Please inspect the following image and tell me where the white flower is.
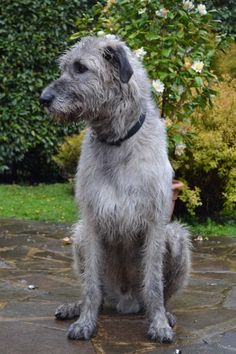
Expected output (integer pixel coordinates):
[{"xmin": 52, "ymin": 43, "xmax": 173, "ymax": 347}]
[
  {"xmin": 191, "ymin": 60, "xmax": 204, "ymax": 73},
  {"xmin": 183, "ymin": 0, "xmax": 194, "ymax": 11},
  {"xmin": 197, "ymin": 4, "xmax": 207, "ymax": 15},
  {"xmin": 175, "ymin": 142, "xmax": 186, "ymax": 156},
  {"xmin": 105, "ymin": 34, "xmax": 116, "ymax": 39},
  {"xmin": 97, "ymin": 30, "xmax": 105, "ymax": 37},
  {"xmin": 156, "ymin": 8, "xmax": 169, "ymax": 18},
  {"xmin": 138, "ymin": 8, "xmax": 146, "ymax": 14},
  {"xmin": 134, "ymin": 47, "xmax": 147, "ymax": 61},
  {"xmin": 152, "ymin": 79, "xmax": 165, "ymax": 94}
]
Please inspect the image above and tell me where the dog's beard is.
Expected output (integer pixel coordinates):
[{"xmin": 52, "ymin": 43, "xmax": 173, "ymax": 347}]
[{"xmin": 45, "ymin": 106, "xmax": 83, "ymax": 123}]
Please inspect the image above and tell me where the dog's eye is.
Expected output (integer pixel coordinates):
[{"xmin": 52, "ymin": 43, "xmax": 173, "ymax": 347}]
[{"xmin": 73, "ymin": 61, "xmax": 88, "ymax": 74}]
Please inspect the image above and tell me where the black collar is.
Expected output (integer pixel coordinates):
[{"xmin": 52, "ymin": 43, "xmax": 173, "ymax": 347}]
[{"xmin": 99, "ymin": 112, "xmax": 146, "ymax": 146}]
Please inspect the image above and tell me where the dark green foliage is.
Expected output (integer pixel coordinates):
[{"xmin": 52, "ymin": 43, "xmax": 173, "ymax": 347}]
[
  {"xmin": 208, "ymin": 0, "xmax": 236, "ymax": 37},
  {"xmin": 0, "ymin": 0, "xmax": 91, "ymax": 182}
]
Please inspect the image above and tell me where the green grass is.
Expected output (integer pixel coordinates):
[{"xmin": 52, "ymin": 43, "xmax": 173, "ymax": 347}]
[
  {"xmin": 0, "ymin": 183, "xmax": 77, "ymax": 223},
  {"xmin": 190, "ymin": 220, "xmax": 236, "ymax": 238},
  {"xmin": 0, "ymin": 183, "xmax": 235, "ymax": 236}
]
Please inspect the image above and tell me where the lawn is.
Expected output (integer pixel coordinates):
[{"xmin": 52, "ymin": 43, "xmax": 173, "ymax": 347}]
[
  {"xmin": 0, "ymin": 183, "xmax": 77, "ymax": 224},
  {"xmin": 0, "ymin": 183, "xmax": 235, "ymax": 236},
  {"xmin": 188, "ymin": 219, "xmax": 236, "ymax": 238}
]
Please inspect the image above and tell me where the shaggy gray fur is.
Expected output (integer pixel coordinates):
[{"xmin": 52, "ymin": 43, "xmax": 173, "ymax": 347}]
[{"xmin": 41, "ymin": 36, "xmax": 191, "ymax": 343}]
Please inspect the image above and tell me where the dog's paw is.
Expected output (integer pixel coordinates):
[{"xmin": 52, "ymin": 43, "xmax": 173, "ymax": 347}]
[
  {"xmin": 148, "ymin": 323, "xmax": 174, "ymax": 343},
  {"xmin": 166, "ymin": 311, "xmax": 176, "ymax": 328},
  {"xmin": 55, "ymin": 302, "xmax": 81, "ymax": 320},
  {"xmin": 67, "ymin": 320, "xmax": 96, "ymax": 340}
]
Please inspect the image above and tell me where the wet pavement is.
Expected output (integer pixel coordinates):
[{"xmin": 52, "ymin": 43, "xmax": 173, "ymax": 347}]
[{"xmin": 0, "ymin": 219, "xmax": 235, "ymax": 354}]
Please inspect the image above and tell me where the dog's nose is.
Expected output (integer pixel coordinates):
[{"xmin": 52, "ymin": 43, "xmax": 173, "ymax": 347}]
[{"xmin": 39, "ymin": 91, "xmax": 55, "ymax": 107}]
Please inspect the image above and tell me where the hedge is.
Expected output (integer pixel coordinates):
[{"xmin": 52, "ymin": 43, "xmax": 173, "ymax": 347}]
[
  {"xmin": 208, "ymin": 0, "xmax": 236, "ymax": 37},
  {"xmin": 0, "ymin": 0, "xmax": 94, "ymax": 182}
]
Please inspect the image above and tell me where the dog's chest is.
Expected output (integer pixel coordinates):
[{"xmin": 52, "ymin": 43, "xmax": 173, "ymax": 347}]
[
  {"xmin": 76, "ymin": 137, "xmax": 173, "ymax": 236},
  {"xmin": 76, "ymin": 144, "xmax": 157, "ymax": 230},
  {"xmin": 78, "ymin": 149, "xmax": 140, "ymax": 206}
]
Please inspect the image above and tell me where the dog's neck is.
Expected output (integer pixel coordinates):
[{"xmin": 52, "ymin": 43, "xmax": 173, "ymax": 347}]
[
  {"xmin": 89, "ymin": 107, "xmax": 142, "ymax": 143},
  {"xmin": 97, "ymin": 112, "xmax": 146, "ymax": 146},
  {"xmin": 88, "ymin": 93, "xmax": 145, "ymax": 144}
]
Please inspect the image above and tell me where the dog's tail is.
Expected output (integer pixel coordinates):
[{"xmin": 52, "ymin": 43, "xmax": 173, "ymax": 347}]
[{"xmin": 163, "ymin": 221, "xmax": 192, "ymax": 301}]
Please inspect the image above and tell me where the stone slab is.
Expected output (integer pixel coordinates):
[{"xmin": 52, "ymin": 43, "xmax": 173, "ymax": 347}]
[
  {"xmin": 0, "ymin": 219, "xmax": 236, "ymax": 354},
  {"xmin": 0, "ymin": 320, "xmax": 95, "ymax": 354}
]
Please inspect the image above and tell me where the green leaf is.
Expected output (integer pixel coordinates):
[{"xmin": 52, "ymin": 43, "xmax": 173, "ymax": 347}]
[
  {"xmin": 145, "ymin": 33, "xmax": 160, "ymax": 41},
  {"xmin": 158, "ymin": 72, "xmax": 169, "ymax": 81},
  {"xmin": 194, "ymin": 77, "xmax": 204, "ymax": 87},
  {"xmin": 161, "ymin": 48, "xmax": 172, "ymax": 58}
]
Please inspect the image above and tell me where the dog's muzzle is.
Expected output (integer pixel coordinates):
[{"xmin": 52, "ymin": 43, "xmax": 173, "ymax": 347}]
[{"xmin": 40, "ymin": 90, "xmax": 55, "ymax": 108}]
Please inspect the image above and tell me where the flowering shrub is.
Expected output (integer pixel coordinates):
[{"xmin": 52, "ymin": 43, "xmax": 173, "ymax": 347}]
[
  {"xmin": 70, "ymin": 0, "xmax": 229, "ymax": 214},
  {"xmin": 74, "ymin": 0, "xmax": 225, "ymax": 160},
  {"xmin": 176, "ymin": 77, "xmax": 236, "ymax": 216}
]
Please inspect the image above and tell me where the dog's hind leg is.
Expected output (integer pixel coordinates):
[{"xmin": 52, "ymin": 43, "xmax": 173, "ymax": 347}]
[
  {"xmin": 163, "ymin": 222, "xmax": 191, "ymax": 328},
  {"xmin": 163, "ymin": 222, "xmax": 191, "ymax": 302},
  {"xmin": 142, "ymin": 224, "xmax": 174, "ymax": 343}
]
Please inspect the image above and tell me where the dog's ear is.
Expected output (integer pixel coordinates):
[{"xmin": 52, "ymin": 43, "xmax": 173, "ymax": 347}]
[{"xmin": 103, "ymin": 46, "xmax": 133, "ymax": 84}]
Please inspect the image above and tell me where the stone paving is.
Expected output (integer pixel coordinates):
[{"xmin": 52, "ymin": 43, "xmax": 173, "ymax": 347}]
[{"xmin": 0, "ymin": 219, "xmax": 235, "ymax": 354}]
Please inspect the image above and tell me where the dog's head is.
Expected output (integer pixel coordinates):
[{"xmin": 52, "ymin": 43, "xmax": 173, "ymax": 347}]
[{"xmin": 39, "ymin": 36, "xmax": 144, "ymax": 122}]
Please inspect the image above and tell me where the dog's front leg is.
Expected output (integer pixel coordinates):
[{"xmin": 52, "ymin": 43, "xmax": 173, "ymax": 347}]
[
  {"xmin": 67, "ymin": 225, "xmax": 102, "ymax": 340},
  {"xmin": 143, "ymin": 225, "xmax": 174, "ymax": 343}
]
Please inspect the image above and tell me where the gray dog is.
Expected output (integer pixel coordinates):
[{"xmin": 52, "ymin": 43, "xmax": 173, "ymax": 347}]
[{"xmin": 40, "ymin": 35, "xmax": 191, "ymax": 343}]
